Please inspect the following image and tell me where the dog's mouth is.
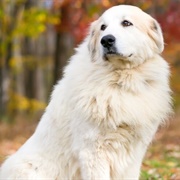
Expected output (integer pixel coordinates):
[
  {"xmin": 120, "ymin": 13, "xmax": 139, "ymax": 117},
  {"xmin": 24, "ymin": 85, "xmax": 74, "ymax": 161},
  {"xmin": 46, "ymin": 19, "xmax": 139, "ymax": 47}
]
[
  {"xmin": 103, "ymin": 46, "xmax": 116, "ymax": 55},
  {"xmin": 104, "ymin": 49, "xmax": 133, "ymax": 61}
]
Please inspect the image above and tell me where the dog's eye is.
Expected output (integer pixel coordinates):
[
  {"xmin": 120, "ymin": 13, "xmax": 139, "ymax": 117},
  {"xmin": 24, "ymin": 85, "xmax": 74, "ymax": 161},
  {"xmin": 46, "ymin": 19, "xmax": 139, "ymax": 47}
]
[
  {"xmin": 100, "ymin": 24, "xmax": 107, "ymax": 31},
  {"xmin": 121, "ymin": 20, "xmax": 133, "ymax": 27}
]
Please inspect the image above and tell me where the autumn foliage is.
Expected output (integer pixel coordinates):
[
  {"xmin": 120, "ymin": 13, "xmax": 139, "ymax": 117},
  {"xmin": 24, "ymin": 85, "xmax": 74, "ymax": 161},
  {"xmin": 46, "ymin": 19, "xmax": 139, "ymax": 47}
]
[{"xmin": 0, "ymin": 0, "xmax": 179, "ymax": 115}]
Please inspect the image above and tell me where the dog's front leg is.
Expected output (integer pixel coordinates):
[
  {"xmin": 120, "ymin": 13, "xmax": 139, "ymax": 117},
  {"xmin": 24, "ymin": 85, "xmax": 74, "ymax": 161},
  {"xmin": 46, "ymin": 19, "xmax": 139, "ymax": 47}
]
[{"xmin": 78, "ymin": 148, "xmax": 110, "ymax": 180}]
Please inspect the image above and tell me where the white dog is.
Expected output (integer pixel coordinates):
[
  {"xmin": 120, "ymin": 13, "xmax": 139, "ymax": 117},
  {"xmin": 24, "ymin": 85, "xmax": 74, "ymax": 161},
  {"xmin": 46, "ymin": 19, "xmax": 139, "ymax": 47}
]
[{"xmin": 0, "ymin": 5, "xmax": 172, "ymax": 179}]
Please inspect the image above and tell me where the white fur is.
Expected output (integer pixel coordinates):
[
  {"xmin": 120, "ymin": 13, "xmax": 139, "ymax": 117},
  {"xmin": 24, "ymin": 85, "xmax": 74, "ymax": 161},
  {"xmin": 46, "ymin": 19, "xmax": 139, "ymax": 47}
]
[{"xmin": 0, "ymin": 5, "xmax": 172, "ymax": 180}]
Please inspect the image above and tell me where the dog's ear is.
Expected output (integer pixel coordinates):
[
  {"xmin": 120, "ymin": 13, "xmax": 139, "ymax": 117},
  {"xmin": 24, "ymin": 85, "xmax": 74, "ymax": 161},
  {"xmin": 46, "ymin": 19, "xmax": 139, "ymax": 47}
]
[
  {"xmin": 88, "ymin": 20, "xmax": 100, "ymax": 62},
  {"xmin": 89, "ymin": 20, "xmax": 98, "ymax": 36},
  {"xmin": 148, "ymin": 19, "xmax": 164, "ymax": 53}
]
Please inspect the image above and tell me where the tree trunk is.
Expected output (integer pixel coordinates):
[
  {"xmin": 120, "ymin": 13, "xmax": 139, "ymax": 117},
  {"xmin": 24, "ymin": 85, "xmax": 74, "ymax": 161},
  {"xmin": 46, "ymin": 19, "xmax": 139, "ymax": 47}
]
[
  {"xmin": 0, "ymin": 67, "xmax": 3, "ymax": 115},
  {"xmin": 54, "ymin": 32, "xmax": 74, "ymax": 85}
]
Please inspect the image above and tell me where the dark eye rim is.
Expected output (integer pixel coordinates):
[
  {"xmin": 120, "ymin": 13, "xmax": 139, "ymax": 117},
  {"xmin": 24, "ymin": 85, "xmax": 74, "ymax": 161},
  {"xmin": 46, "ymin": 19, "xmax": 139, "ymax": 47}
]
[
  {"xmin": 100, "ymin": 24, "xmax": 107, "ymax": 31},
  {"xmin": 121, "ymin": 20, "xmax": 133, "ymax": 27}
]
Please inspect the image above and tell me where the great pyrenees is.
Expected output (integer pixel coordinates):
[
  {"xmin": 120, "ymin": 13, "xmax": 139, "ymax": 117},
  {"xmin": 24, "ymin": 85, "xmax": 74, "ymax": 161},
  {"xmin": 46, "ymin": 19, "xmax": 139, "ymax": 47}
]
[{"xmin": 0, "ymin": 5, "xmax": 172, "ymax": 179}]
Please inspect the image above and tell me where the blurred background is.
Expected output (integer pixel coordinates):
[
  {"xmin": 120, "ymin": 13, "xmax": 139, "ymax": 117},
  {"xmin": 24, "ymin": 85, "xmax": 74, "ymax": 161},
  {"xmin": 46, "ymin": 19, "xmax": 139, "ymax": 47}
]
[{"xmin": 0, "ymin": 0, "xmax": 179, "ymax": 179}]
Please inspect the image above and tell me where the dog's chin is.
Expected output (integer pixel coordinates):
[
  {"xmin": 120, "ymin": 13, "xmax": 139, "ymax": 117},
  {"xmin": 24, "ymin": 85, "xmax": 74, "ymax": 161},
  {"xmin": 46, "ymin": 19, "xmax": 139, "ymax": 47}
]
[
  {"xmin": 104, "ymin": 53, "xmax": 130, "ymax": 61},
  {"xmin": 103, "ymin": 53, "xmax": 136, "ymax": 69}
]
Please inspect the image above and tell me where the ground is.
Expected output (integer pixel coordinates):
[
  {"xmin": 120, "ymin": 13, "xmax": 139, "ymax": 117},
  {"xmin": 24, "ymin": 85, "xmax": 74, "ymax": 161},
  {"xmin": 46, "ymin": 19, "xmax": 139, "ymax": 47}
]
[{"xmin": 0, "ymin": 111, "xmax": 180, "ymax": 179}]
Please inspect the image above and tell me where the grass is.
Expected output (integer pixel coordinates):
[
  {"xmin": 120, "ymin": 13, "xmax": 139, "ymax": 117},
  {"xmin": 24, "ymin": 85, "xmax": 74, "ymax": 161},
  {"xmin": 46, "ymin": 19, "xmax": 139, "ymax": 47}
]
[{"xmin": 141, "ymin": 152, "xmax": 180, "ymax": 179}]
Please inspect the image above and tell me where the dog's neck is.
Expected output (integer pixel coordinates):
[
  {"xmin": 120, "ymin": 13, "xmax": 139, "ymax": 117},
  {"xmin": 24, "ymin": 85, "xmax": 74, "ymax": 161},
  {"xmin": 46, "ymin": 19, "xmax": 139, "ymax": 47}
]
[{"xmin": 107, "ymin": 54, "xmax": 160, "ymax": 71}]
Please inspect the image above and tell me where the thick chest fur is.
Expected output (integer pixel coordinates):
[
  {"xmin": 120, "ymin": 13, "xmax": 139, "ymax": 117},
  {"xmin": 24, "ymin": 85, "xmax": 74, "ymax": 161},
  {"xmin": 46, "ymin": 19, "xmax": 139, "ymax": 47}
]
[
  {"xmin": 71, "ymin": 66, "xmax": 170, "ymax": 130},
  {"xmin": 68, "ymin": 63, "xmax": 171, "ymax": 167}
]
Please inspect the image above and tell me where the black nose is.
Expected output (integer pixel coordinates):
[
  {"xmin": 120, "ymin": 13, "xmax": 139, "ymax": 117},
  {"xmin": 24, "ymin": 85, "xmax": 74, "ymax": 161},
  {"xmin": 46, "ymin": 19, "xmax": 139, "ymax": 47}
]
[{"xmin": 101, "ymin": 35, "xmax": 115, "ymax": 48}]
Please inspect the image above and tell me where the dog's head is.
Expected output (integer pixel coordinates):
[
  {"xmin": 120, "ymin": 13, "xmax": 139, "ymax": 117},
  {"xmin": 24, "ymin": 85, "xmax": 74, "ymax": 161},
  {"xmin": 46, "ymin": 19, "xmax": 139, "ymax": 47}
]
[{"xmin": 88, "ymin": 5, "xmax": 164, "ymax": 69}]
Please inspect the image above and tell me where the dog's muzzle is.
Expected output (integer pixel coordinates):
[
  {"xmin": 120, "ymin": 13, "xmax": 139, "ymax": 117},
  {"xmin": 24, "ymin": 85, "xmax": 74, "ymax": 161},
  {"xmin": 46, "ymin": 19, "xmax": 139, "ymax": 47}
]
[{"xmin": 101, "ymin": 35, "xmax": 117, "ymax": 55}]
